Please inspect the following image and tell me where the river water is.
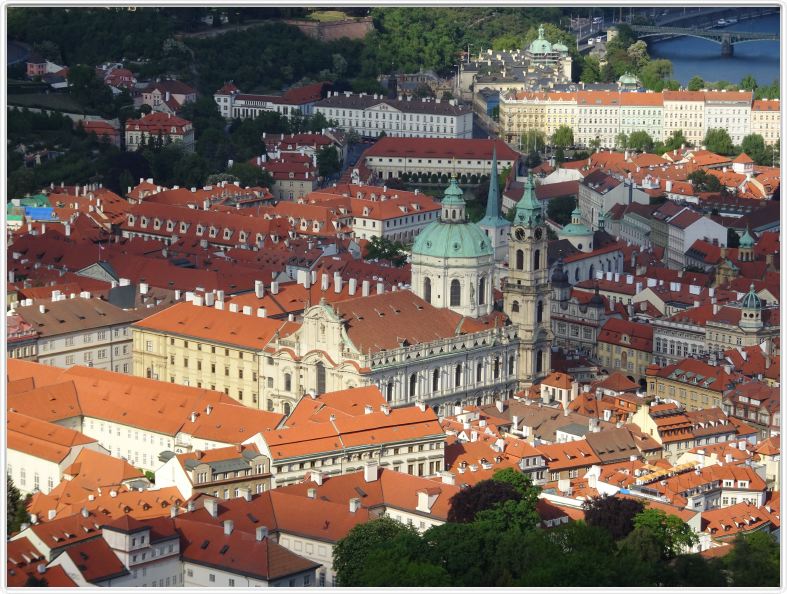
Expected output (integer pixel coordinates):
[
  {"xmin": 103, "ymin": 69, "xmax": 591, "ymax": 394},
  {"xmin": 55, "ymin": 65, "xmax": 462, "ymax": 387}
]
[{"xmin": 647, "ymin": 14, "xmax": 780, "ymax": 86}]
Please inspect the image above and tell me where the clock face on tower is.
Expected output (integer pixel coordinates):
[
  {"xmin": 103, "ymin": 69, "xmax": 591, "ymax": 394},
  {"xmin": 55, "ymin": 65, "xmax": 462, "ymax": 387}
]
[
  {"xmin": 534, "ymin": 227, "xmax": 543, "ymax": 240},
  {"xmin": 514, "ymin": 227, "xmax": 526, "ymax": 241}
]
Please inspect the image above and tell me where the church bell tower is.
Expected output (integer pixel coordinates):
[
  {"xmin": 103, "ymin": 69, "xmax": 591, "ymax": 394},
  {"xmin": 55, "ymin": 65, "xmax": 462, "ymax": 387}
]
[{"xmin": 503, "ymin": 173, "xmax": 552, "ymax": 387}]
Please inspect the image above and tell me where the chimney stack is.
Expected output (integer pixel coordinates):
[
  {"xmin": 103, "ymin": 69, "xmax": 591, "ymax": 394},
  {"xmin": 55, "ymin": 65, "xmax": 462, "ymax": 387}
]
[
  {"xmin": 256, "ymin": 526, "xmax": 268, "ymax": 541},
  {"xmin": 223, "ymin": 520, "xmax": 234, "ymax": 535}
]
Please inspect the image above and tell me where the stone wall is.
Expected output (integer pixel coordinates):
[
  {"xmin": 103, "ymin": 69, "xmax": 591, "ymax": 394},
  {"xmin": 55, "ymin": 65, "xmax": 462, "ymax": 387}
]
[{"xmin": 282, "ymin": 16, "xmax": 374, "ymax": 41}]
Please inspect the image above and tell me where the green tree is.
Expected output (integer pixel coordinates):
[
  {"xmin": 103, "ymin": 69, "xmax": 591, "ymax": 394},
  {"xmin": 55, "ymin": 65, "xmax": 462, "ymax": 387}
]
[
  {"xmin": 228, "ymin": 162, "xmax": 274, "ymax": 188},
  {"xmin": 663, "ymin": 129, "xmax": 688, "ymax": 153},
  {"xmin": 739, "ymin": 74, "xmax": 757, "ymax": 92},
  {"xmin": 703, "ymin": 128, "xmax": 734, "ymax": 155},
  {"xmin": 550, "ymin": 125, "xmax": 574, "ymax": 148},
  {"xmin": 583, "ymin": 495, "xmax": 644, "ymax": 541},
  {"xmin": 581, "ymin": 56, "xmax": 601, "ymax": 83},
  {"xmin": 638, "ymin": 59, "xmax": 672, "ymax": 90},
  {"xmin": 365, "ymin": 235, "xmax": 407, "ymax": 265},
  {"xmin": 626, "ymin": 40, "xmax": 649, "ymax": 70},
  {"xmin": 520, "ymin": 129, "xmax": 545, "ymax": 153},
  {"xmin": 615, "ymin": 132, "xmax": 628, "ymax": 150},
  {"xmin": 687, "ymin": 75, "xmax": 705, "ymax": 92},
  {"xmin": 739, "ymin": 133, "xmax": 767, "ymax": 165},
  {"xmin": 333, "ymin": 516, "xmax": 415, "ymax": 586},
  {"xmin": 725, "ymin": 531, "xmax": 780, "ymax": 587},
  {"xmin": 687, "ymin": 170, "xmax": 722, "ymax": 193},
  {"xmin": 632, "ymin": 508, "xmax": 698, "ymax": 560},
  {"xmin": 412, "ymin": 83, "xmax": 436, "ymax": 99},
  {"xmin": 316, "ymin": 145, "xmax": 341, "ymax": 178},
  {"xmin": 546, "ymin": 194, "xmax": 576, "ymax": 226},
  {"xmin": 447, "ymin": 479, "xmax": 522, "ymax": 524},
  {"xmin": 7, "ymin": 474, "xmax": 30, "ymax": 535},
  {"xmin": 627, "ymin": 130, "xmax": 654, "ymax": 152},
  {"xmin": 355, "ymin": 530, "xmax": 450, "ymax": 586}
]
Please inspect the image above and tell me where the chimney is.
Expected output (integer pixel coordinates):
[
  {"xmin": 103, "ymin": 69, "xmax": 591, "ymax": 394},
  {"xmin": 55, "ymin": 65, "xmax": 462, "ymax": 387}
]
[
  {"xmin": 205, "ymin": 498, "xmax": 218, "ymax": 518},
  {"xmin": 348, "ymin": 278, "xmax": 357, "ymax": 295},
  {"xmin": 48, "ymin": 509, "xmax": 56, "ymax": 521},
  {"xmin": 364, "ymin": 461, "xmax": 379, "ymax": 483},
  {"xmin": 204, "ymin": 292, "xmax": 215, "ymax": 307},
  {"xmin": 349, "ymin": 498, "xmax": 361, "ymax": 513},
  {"xmin": 170, "ymin": 506, "xmax": 179, "ymax": 518},
  {"xmin": 441, "ymin": 471, "xmax": 456, "ymax": 485},
  {"xmin": 334, "ymin": 276, "xmax": 343, "ymax": 293},
  {"xmin": 495, "ymin": 400, "xmax": 504, "ymax": 413},
  {"xmin": 270, "ymin": 281, "xmax": 279, "ymax": 294},
  {"xmin": 81, "ymin": 507, "xmax": 89, "ymax": 518},
  {"xmin": 307, "ymin": 488, "xmax": 317, "ymax": 499},
  {"xmin": 512, "ymin": 415, "xmax": 519, "ymax": 431},
  {"xmin": 321, "ymin": 273, "xmax": 330, "ymax": 291},
  {"xmin": 416, "ymin": 401, "xmax": 426, "ymax": 412},
  {"xmin": 30, "ymin": 513, "xmax": 38, "ymax": 525},
  {"xmin": 257, "ymin": 307, "xmax": 267, "ymax": 318},
  {"xmin": 362, "ymin": 280, "xmax": 370, "ymax": 297},
  {"xmin": 223, "ymin": 520, "xmax": 234, "ymax": 535},
  {"xmin": 205, "ymin": 404, "xmax": 213, "ymax": 416},
  {"xmin": 364, "ymin": 404, "xmax": 373, "ymax": 415},
  {"xmin": 312, "ymin": 471, "xmax": 324, "ymax": 486},
  {"xmin": 255, "ymin": 280, "xmax": 265, "ymax": 299},
  {"xmin": 256, "ymin": 526, "xmax": 268, "ymax": 541},
  {"xmin": 376, "ymin": 282, "xmax": 384, "ymax": 295}
]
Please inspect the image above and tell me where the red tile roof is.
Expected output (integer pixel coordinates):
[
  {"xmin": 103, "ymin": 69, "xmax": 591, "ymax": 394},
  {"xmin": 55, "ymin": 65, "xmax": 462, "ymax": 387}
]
[
  {"xmin": 62, "ymin": 538, "xmax": 129, "ymax": 583},
  {"xmin": 598, "ymin": 318, "xmax": 653, "ymax": 352}
]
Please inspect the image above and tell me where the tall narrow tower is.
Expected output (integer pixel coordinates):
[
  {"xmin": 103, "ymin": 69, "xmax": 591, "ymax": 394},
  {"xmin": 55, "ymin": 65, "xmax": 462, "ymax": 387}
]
[
  {"xmin": 478, "ymin": 147, "xmax": 511, "ymax": 266},
  {"xmin": 503, "ymin": 173, "xmax": 552, "ymax": 387}
]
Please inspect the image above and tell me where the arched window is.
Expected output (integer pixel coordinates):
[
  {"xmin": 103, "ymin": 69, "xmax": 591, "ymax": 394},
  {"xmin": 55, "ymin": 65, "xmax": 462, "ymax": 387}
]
[
  {"xmin": 455, "ymin": 364, "xmax": 462, "ymax": 387},
  {"xmin": 536, "ymin": 350, "xmax": 544, "ymax": 374},
  {"xmin": 537, "ymin": 300, "xmax": 544, "ymax": 324},
  {"xmin": 316, "ymin": 362, "xmax": 326, "ymax": 394},
  {"xmin": 516, "ymin": 249, "xmax": 524, "ymax": 270},
  {"xmin": 512, "ymin": 300, "xmax": 520, "ymax": 313},
  {"xmin": 284, "ymin": 373, "xmax": 292, "ymax": 392},
  {"xmin": 479, "ymin": 276, "xmax": 486, "ymax": 305},
  {"xmin": 508, "ymin": 355, "xmax": 515, "ymax": 375},
  {"xmin": 494, "ymin": 357, "xmax": 500, "ymax": 379},
  {"xmin": 574, "ymin": 268, "xmax": 580, "ymax": 283},
  {"xmin": 386, "ymin": 381, "xmax": 393, "ymax": 402},
  {"xmin": 587, "ymin": 265, "xmax": 595, "ymax": 281},
  {"xmin": 433, "ymin": 369, "xmax": 440, "ymax": 392},
  {"xmin": 450, "ymin": 279, "xmax": 461, "ymax": 306},
  {"xmin": 476, "ymin": 361, "xmax": 483, "ymax": 382},
  {"xmin": 452, "ymin": 209, "xmax": 456, "ymax": 219},
  {"xmin": 283, "ymin": 402, "xmax": 291, "ymax": 416},
  {"xmin": 534, "ymin": 249, "xmax": 541, "ymax": 270},
  {"xmin": 409, "ymin": 373, "xmax": 417, "ymax": 397},
  {"xmin": 424, "ymin": 277, "xmax": 432, "ymax": 303}
]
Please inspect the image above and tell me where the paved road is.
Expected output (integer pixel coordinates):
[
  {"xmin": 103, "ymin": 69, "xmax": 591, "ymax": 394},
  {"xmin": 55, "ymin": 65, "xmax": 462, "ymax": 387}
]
[{"xmin": 7, "ymin": 40, "xmax": 30, "ymax": 66}]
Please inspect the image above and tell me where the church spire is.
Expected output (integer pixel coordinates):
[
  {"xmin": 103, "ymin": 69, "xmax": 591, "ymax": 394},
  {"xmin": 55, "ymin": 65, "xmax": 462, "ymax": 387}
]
[{"xmin": 485, "ymin": 146, "xmax": 500, "ymax": 220}]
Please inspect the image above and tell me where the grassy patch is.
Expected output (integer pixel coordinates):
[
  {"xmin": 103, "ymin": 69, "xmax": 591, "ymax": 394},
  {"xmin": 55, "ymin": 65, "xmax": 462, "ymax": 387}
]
[{"xmin": 307, "ymin": 10, "xmax": 349, "ymax": 22}]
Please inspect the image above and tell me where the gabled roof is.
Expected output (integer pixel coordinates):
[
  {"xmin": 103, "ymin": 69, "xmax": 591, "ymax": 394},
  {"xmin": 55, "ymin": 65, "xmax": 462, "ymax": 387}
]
[
  {"xmin": 175, "ymin": 517, "xmax": 319, "ymax": 581},
  {"xmin": 62, "ymin": 539, "xmax": 129, "ymax": 583}
]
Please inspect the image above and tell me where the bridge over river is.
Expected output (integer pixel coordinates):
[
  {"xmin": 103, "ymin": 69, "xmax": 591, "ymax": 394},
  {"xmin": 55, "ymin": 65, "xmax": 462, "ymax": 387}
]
[{"xmin": 629, "ymin": 25, "xmax": 777, "ymax": 56}]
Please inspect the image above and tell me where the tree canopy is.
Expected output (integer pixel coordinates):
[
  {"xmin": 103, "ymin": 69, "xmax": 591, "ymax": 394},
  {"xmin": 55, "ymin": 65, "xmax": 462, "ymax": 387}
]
[{"xmin": 703, "ymin": 128, "xmax": 734, "ymax": 156}]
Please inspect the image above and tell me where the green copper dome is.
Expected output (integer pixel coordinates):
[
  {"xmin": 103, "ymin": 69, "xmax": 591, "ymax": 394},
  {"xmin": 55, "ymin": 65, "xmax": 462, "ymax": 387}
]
[
  {"xmin": 739, "ymin": 227, "xmax": 756, "ymax": 248},
  {"xmin": 412, "ymin": 177, "xmax": 492, "ymax": 259},
  {"xmin": 513, "ymin": 173, "xmax": 543, "ymax": 228},
  {"xmin": 528, "ymin": 24, "xmax": 553, "ymax": 55},
  {"xmin": 441, "ymin": 176, "xmax": 465, "ymax": 207},
  {"xmin": 560, "ymin": 222, "xmax": 592, "ymax": 236},
  {"xmin": 741, "ymin": 284, "xmax": 762, "ymax": 310},
  {"xmin": 618, "ymin": 72, "xmax": 639, "ymax": 86}
]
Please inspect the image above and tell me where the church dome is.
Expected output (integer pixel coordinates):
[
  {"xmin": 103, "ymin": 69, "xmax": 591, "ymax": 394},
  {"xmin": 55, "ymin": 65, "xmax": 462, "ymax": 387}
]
[
  {"xmin": 412, "ymin": 220, "xmax": 493, "ymax": 259},
  {"xmin": 739, "ymin": 227, "xmax": 756, "ymax": 248},
  {"xmin": 528, "ymin": 24, "xmax": 553, "ymax": 55},
  {"xmin": 412, "ymin": 177, "xmax": 493, "ymax": 260},
  {"xmin": 618, "ymin": 72, "xmax": 639, "ymax": 86},
  {"xmin": 741, "ymin": 284, "xmax": 762, "ymax": 309}
]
